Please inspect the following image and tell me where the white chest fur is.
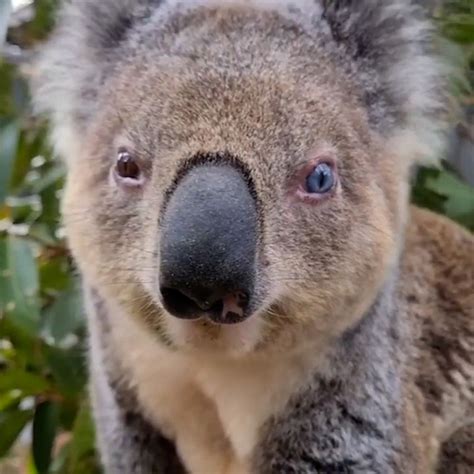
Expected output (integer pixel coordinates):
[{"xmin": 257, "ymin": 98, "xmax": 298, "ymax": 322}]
[{"xmin": 96, "ymin": 305, "xmax": 322, "ymax": 474}]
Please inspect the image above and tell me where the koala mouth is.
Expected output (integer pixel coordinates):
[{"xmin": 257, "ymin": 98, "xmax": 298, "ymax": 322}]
[
  {"xmin": 159, "ymin": 161, "xmax": 258, "ymax": 326},
  {"xmin": 160, "ymin": 288, "xmax": 249, "ymax": 325}
]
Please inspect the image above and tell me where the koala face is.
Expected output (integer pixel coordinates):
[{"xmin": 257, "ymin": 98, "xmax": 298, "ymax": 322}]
[{"xmin": 37, "ymin": 1, "xmax": 445, "ymax": 356}]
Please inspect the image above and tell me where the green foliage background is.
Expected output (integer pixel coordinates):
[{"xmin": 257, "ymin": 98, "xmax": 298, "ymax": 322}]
[
  {"xmin": 0, "ymin": 0, "xmax": 473, "ymax": 472},
  {"xmin": 1, "ymin": 1, "xmax": 102, "ymax": 472}
]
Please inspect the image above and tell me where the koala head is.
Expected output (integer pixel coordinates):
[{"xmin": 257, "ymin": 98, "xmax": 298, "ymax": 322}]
[{"xmin": 35, "ymin": 0, "xmax": 446, "ymax": 356}]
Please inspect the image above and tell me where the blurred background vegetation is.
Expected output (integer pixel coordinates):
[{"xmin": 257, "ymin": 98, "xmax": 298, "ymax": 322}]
[{"xmin": 0, "ymin": 0, "xmax": 473, "ymax": 473}]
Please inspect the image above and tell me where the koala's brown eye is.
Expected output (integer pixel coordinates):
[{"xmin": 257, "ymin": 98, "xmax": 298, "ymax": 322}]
[
  {"xmin": 116, "ymin": 150, "xmax": 141, "ymax": 180},
  {"xmin": 305, "ymin": 163, "xmax": 335, "ymax": 194}
]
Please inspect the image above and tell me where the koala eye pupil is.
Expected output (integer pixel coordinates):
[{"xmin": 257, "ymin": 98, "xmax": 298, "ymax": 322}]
[
  {"xmin": 305, "ymin": 163, "xmax": 335, "ymax": 194},
  {"xmin": 116, "ymin": 151, "xmax": 141, "ymax": 180}
]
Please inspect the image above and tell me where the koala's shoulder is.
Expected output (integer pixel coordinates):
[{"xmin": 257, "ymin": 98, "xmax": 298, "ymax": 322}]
[
  {"xmin": 403, "ymin": 206, "xmax": 473, "ymax": 311},
  {"xmin": 402, "ymin": 206, "xmax": 473, "ymax": 417}
]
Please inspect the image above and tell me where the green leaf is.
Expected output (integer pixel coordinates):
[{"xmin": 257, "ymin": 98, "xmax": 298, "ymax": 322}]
[
  {"xmin": 56, "ymin": 397, "xmax": 79, "ymax": 432},
  {"xmin": 0, "ymin": 409, "xmax": 33, "ymax": 458},
  {"xmin": 28, "ymin": 163, "xmax": 65, "ymax": 195},
  {"xmin": 0, "ymin": 237, "xmax": 10, "ymax": 310},
  {"xmin": 411, "ymin": 167, "xmax": 447, "ymax": 215},
  {"xmin": 10, "ymin": 126, "xmax": 51, "ymax": 191},
  {"xmin": 0, "ymin": 63, "xmax": 15, "ymax": 117},
  {"xmin": 29, "ymin": 223, "xmax": 59, "ymax": 247},
  {"xmin": 68, "ymin": 403, "xmax": 101, "ymax": 474},
  {"xmin": 0, "ymin": 389, "xmax": 23, "ymax": 411},
  {"xmin": 32, "ymin": 401, "xmax": 59, "ymax": 474},
  {"xmin": 39, "ymin": 256, "xmax": 71, "ymax": 295},
  {"xmin": 1, "ymin": 235, "xmax": 40, "ymax": 333},
  {"xmin": 426, "ymin": 170, "xmax": 474, "ymax": 229},
  {"xmin": 31, "ymin": 0, "xmax": 60, "ymax": 39},
  {"xmin": 412, "ymin": 165, "xmax": 474, "ymax": 231},
  {"xmin": 0, "ymin": 369, "xmax": 50, "ymax": 396},
  {"xmin": 0, "ymin": 0, "xmax": 12, "ymax": 48},
  {"xmin": 46, "ymin": 346, "xmax": 87, "ymax": 397},
  {"xmin": 43, "ymin": 281, "xmax": 84, "ymax": 344},
  {"xmin": 0, "ymin": 120, "xmax": 19, "ymax": 205},
  {"xmin": 11, "ymin": 74, "xmax": 31, "ymax": 115},
  {"xmin": 27, "ymin": 452, "xmax": 40, "ymax": 474},
  {"xmin": 0, "ymin": 317, "xmax": 40, "ymax": 367}
]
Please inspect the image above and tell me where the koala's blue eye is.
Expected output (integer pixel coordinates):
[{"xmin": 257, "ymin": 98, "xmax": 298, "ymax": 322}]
[{"xmin": 305, "ymin": 163, "xmax": 335, "ymax": 194}]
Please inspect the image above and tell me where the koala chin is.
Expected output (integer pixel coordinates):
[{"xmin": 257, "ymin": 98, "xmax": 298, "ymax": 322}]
[{"xmin": 34, "ymin": 0, "xmax": 473, "ymax": 472}]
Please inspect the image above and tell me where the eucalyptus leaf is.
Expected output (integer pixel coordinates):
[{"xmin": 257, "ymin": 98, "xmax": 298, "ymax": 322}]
[
  {"xmin": 68, "ymin": 403, "xmax": 101, "ymax": 474},
  {"xmin": 43, "ymin": 281, "xmax": 84, "ymax": 345},
  {"xmin": 0, "ymin": 0, "xmax": 12, "ymax": 49},
  {"xmin": 33, "ymin": 401, "xmax": 59, "ymax": 474},
  {"xmin": 0, "ymin": 369, "xmax": 50, "ymax": 396},
  {"xmin": 426, "ymin": 170, "xmax": 474, "ymax": 229},
  {"xmin": 46, "ymin": 345, "xmax": 87, "ymax": 397},
  {"xmin": 0, "ymin": 409, "xmax": 33, "ymax": 458},
  {"xmin": 3, "ymin": 235, "xmax": 40, "ymax": 333},
  {"xmin": 0, "ymin": 389, "xmax": 23, "ymax": 411},
  {"xmin": 0, "ymin": 120, "xmax": 19, "ymax": 206},
  {"xmin": 28, "ymin": 163, "xmax": 65, "ymax": 195}
]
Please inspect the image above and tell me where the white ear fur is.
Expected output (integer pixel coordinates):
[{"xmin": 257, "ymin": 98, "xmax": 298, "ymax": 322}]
[
  {"xmin": 32, "ymin": 0, "xmax": 146, "ymax": 163},
  {"xmin": 322, "ymin": 0, "xmax": 450, "ymax": 163}
]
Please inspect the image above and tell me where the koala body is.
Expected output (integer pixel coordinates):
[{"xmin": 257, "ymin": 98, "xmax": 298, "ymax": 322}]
[{"xmin": 34, "ymin": 0, "xmax": 474, "ymax": 473}]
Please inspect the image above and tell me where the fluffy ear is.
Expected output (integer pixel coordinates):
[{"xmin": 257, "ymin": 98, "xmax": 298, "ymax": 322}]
[
  {"xmin": 322, "ymin": 0, "xmax": 449, "ymax": 162},
  {"xmin": 33, "ymin": 0, "xmax": 159, "ymax": 162}
]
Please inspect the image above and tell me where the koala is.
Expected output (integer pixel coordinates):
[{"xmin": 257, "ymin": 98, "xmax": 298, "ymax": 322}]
[{"xmin": 34, "ymin": 0, "xmax": 474, "ymax": 472}]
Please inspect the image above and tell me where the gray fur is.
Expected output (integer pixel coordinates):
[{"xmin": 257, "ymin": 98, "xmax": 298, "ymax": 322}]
[
  {"xmin": 34, "ymin": 0, "xmax": 446, "ymax": 162},
  {"xmin": 254, "ymin": 276, "xmax": 410, "ymax": 473},
  {"xmin": 86, "ymin": 287, "xmax": 186, "ymax": 474},
  {"xmin": 322, "ymin": 0, "xmax": 446, "ymax": 137}
]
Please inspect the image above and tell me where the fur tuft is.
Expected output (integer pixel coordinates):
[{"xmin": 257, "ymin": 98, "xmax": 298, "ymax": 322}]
[
  {"xmin": 322, "ymin": 0, "xmax": 450, "ymax": 162},
  {"xmin": 33, "ymin": 0, "xmax": 160, "ymax": 160}
]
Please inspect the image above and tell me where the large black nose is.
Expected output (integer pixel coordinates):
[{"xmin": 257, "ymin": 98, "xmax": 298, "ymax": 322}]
[{"xmin": 159, "ymin": 164, "xmax": 258, "ymax": 325}]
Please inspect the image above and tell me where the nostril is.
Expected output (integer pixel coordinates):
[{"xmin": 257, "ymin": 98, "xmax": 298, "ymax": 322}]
[
  {"xmin": 211, "ymin": 291, "xmax": 249, "ymax": 325},
  {"xmin": 160, "ymin": 287, "xmax": 202, "ymax": 320},
  {"xmin": 160, "ymin": 287, "xmax": 226, "ymax": 320},
  {"xmin": 160, "ymin": 286, "xmax": 250, "ymax": 324}
]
